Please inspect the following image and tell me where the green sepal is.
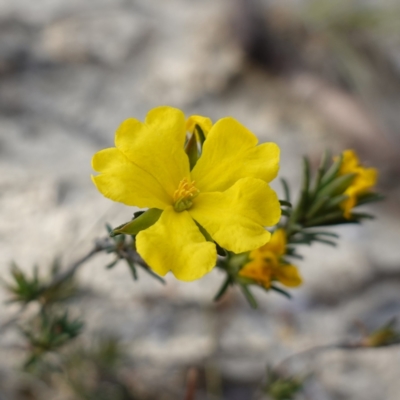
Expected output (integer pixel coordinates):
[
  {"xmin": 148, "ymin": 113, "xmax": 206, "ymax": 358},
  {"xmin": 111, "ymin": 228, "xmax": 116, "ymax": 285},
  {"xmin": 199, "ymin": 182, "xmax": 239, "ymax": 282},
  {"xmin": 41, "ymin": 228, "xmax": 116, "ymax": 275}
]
[
  {"xmin": 185, "ymin": 132, "xmax": 198, "ymax": 170},
  {"xmin": 112, "ymin": 208, "xmax": 162, "ymax": 236},
  {"xmin": 356, "ymin": 192, "xmax": 385, "ymax": 206},
  {"xmin": 195, "ymin": 124, "xmax": 206, "ymax": 147},
  {"xmin": 216, "ymin": 244, "xmax": 227, "ymax": 257},
  {"xmin": 279, "ymin": 200, "xmax": 292, "ymax": 208}
]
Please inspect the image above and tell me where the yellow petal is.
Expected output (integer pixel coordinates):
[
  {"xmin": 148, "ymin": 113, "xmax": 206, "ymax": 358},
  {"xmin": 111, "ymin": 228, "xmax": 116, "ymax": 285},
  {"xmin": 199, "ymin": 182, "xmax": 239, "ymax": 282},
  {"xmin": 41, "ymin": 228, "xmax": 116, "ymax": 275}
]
[
  {"xmin": 339, "ymin": 150, "xmax": 360, "ymax": 174},
  {"xmin": 92, "ymin": 148, "xmax": 170, "ymax": 209},
  {"xmin": 136, "ymin": 207, "xmax": 217, "ymax": 281},
  {"xmin": 239, "ymin": 259, "xmax": 273, "ymax": 288},
  {"xmin": 189, "ymin": 177, "xmax": 281, "ymax": 253},
  {"xmin": 353, "ymin": 167, "xmax": 378, "ymax": 192},
  {"xmin": 115, "ymin": 106, "xmax": 190, "ymax": 198},
  {"xmin": 274, "ymin": 264, "xmax": 302, "ymax": 287},
  {"xmin": 191, "ymin": 117, "xmax": 280, "ymax": 192},
  {"xmin": 186, "ymin": 115, "xmax": 213, "ymax": 137},
  {"xmin": 261, "ymin": 229, "xmax": 286, "ymax": 256}
]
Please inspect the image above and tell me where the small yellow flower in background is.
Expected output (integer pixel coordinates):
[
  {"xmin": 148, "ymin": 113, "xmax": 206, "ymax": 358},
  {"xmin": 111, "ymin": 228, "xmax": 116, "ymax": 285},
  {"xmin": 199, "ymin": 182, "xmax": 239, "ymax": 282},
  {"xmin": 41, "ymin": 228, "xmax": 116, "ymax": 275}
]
[
  {"xmin": 338, "ymin": 150, "xmax": 378, "ymax": 218},
  {"xmin": 239, "ymin": 229, "xmax": 302, "ymax": 288},
  {"xmin": 92, "ymin": 106, "xmax": 281, "ymax": 281}
]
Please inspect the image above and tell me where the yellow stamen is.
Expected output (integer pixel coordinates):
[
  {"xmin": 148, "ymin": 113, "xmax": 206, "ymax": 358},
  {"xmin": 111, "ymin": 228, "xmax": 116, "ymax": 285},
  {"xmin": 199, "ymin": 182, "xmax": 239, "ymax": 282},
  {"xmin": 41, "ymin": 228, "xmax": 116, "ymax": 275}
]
[{"xmin": 173, "ymin": 178, "xmax": 199, "ymax": 212}]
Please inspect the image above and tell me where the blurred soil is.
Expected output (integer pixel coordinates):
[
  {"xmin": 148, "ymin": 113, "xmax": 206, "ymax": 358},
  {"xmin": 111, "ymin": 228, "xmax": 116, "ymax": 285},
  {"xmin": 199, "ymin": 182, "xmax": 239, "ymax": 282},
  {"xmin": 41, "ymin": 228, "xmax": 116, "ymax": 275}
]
[{"xmin": 0, "ymin": 0, "xmax": 400, "ymax": 399}]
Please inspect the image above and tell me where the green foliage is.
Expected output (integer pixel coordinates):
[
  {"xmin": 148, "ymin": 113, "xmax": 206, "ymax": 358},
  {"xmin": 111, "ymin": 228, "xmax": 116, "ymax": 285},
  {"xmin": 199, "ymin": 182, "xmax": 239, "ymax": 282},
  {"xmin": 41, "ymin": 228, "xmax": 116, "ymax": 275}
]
[
  {"xmin": 364, "ymin": 318, "xmax": 400, "ymax": 347},
  {"xmin": 5, "ymin": 263, "xmax": 43, "ymax": 304},
  {"xmin": 4, "ymin": 259, "xmax": 78, "ymax": 306},
  {"xmin": 62, "ymin": 337, "xmax": 139, "ymax": 400},
  {"xmin": 283, "ymin": 152, "xmax": 381, "ymax": 244},
  {"xmin": 21, "ymin": 309, "xmax": 83, "ymax": 370},
  {"xmin": 104, "ymin": 224, "xmax": 165, "ymax": 284},
  {"xmin": 263, "ymin": 368, "xmax": 304, "ymax": 400}
]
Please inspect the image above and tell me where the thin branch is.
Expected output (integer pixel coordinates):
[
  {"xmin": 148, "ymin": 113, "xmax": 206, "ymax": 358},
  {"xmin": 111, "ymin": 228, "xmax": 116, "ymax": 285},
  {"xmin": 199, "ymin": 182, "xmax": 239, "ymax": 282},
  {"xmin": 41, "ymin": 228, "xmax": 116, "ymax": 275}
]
[
  {"xmin": 0, "ymin": 238, "xmax": 110, "ymax": 334},
  {"xmin": 184, "ymin": 367, "xmax": 198, "ymax": 400},
  {"xmin": 274, "ymin": 337, "xmax": 400, "ymax": 375},
  {"xmin": 48, "ymin": 237, "xmax": 110, "ymax": 287}
]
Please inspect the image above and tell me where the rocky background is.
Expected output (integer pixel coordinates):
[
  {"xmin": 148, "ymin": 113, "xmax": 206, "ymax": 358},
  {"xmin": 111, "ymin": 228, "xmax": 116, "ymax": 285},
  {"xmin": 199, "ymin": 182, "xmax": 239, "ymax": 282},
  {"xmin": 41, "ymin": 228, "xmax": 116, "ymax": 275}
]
[{"xmin": 1, "ymin": 0, "xmax": 400, "ymax": 399}]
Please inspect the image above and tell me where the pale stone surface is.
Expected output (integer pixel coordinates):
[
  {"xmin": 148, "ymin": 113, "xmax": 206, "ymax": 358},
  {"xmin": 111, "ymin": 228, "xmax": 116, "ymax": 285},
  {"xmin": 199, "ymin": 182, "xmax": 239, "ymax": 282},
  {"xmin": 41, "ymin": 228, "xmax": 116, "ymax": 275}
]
[{"xmin": 0, "ymin": 0, "xmax": 399, "ymax": 399}]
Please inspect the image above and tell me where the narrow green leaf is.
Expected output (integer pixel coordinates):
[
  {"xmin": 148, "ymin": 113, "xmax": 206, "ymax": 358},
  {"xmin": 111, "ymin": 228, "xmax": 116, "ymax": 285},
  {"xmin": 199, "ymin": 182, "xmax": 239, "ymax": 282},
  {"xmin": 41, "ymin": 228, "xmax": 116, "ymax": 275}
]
[
  {"xmin": 308, "ymin": 231, "xmax": 339, "ymax": 238},
  {"xmin": 356, "ymin": 192, "xmax": 385, "ymax": 206},
  {"xmin": 309, "ymin": 150, "xmax": 331, "ymax": 201},
  {"xmin": 350, "ymin": 212, "xmax": 375, "ymax": 220},
  {"xmin": 289, "ymin": 157, "xmax": 311, "ymax": 226},
  {"xmin": 216, "ymin": 244, "xmax": 227, "ymax": 257},
  {"xmin": 279, "ymin": 200, "xmax": 292, "ymax": 208},
  {"xmin": 287, "ymin": 252, "xmax": 304, "ymax": 260},
  {"xmin": 240, "ymin": 285, "xmax": 258, "ymax": 309},
  {"xmin": 320, "ymin": 154, "xmax": 343, "ymax": 187},
  {"xmin": 126, "ymin": 260, "xmax": 138, "ymax": 280},
  {"xmin": 214, "ymin": 276, "xmax": 231, "ymax": 301},
  {"xmin": 185, "ymin": 133, "xmax": 198, "ymax": 170},
  {"xmin": 318, "ymin": 173, "xmax": 356, "ymax": 197},
  {"xmin": 301, "ymin": 157, "xmax": 311, "ymax": 207},
  {"xmin": 313, "ymin": 237, "xmax": 337, "ymax": 246},
  {"xmin": 305, "ymin": 195, "xmax": 330, "ymax": 219},
  {"xmin": 280, "ymin": 178, "xmax": 291, "ymax": 203},
  {"xmin": 270, "ymin": 285, "xmax": 292, "ymax": 299},
  {"xmin": 281, "ymin": 209, "xmax": 291, "ymax": 217},
  {"xmin": 105, "ymin": 259, "xmax": 119, "ymax": 269},
  {"xmin": 139, "ymin": 265, "xmax": 165, "ymax": 284},
  {"xmin": 325, "ymin": 194, "xmax": 349, "ymax": 209},
  {"xmin": 112, "ymin": 208, "xmax": 162, "ymax": 236},
  {"xmin": 305, "ymin": 210, "xmax": 346, "ymax": 227}
]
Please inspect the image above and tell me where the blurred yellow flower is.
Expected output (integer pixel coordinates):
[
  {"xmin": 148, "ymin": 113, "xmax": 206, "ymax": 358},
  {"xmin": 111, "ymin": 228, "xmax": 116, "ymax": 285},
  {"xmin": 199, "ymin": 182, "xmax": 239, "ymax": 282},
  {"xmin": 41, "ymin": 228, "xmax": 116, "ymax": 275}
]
[
  {"xmin": 339, "ymin": 150, "xmax": 378, "ymax": 218},
  {"xmin": 91, "ymin": 106, "xmax": 281, "ymax": 281},
  {"xmin": 239, "ymin": 229, "xmax": 302, "ymax": 288}
]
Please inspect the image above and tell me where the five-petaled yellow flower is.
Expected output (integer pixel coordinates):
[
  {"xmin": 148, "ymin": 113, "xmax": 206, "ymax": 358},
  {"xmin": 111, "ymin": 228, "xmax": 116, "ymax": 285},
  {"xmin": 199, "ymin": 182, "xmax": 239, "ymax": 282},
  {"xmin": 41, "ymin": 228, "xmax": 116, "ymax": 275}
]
[
  {"xmin": 339, "ymin": 150, "xmax": 378, "ymax": 218},
  {"xmin": 91, "ymin": 106, "xmax": 281, "ymax": 281},
  {"xmin": 239, "ymin": 229, "xmax": 302, "ymax": 288}
]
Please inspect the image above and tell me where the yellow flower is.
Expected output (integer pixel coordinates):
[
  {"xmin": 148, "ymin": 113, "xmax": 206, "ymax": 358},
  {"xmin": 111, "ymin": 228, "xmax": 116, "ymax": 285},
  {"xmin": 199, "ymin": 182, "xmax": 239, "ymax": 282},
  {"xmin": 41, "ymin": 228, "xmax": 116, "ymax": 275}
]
[
  {"xmin": 186, "ymin": 115, "xmax": 212, "ymax": 138},
  {"xmin": 91, "ymin": 106, "xmax": 281, "ymax": 281},
  {"xmin": 338, "ymin": 150, "xmax": 378, "ymax": 218},
  {"xmin": 239, "ymin": 229, "xmax": 302, "ymax": 288}
]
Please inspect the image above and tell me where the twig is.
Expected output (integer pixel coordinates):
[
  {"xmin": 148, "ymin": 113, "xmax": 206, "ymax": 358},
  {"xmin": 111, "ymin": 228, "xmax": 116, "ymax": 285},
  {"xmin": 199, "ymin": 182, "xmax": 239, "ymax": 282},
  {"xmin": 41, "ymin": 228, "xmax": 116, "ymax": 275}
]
[
  {"xmin": 274, "ymin": 338, "xmax": 400, "ymax": 375},
  {"xmin": 0, "ymin": 237, "xmax": 110, "ymax": 334},
  {"xmin": 184, "ymin": 367, "xmax": 198, "ymax": 400},
  {"xmin": 48, "ymin": 237, "xmax": 111, "ymax": 287},
  {"xmin": 0, "ymin": 305, "xmax": 27, "ymax": 334}
]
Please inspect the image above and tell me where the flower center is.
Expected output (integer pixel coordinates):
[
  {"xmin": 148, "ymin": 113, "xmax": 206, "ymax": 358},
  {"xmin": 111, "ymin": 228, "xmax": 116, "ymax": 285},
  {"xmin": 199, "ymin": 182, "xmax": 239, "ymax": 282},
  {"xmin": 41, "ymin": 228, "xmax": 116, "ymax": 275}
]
[{"xmin": 173, "ymin": 178, "xmax": 199, "ymax": 212}]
